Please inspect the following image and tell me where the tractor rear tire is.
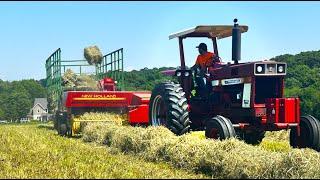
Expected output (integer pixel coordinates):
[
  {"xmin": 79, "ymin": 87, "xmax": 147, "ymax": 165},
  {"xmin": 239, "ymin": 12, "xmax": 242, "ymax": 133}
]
[
  {"xmin": 149, "ymin": 82, "xmax": 190, "ymax": 135},
  {"xmin": 238, "ymin": 130, "xmax": 265, "ymax": 145},
  {"xmin": 290, "ymin": 115, "xmax": 320, "ymax": 151},
  {"xmin": 205, "ymin": 115, "xmax": 236, "ymax": 140}
]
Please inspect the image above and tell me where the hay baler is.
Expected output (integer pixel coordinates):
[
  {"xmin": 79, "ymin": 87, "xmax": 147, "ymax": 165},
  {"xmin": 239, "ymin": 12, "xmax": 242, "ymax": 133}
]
[
  {"xmin": 46, "ymin": 48, "xmax": 150, "ymax": 136},
  {"xmin": 148, "ymin": 19, "xmax": 320, "ymax": 151}
]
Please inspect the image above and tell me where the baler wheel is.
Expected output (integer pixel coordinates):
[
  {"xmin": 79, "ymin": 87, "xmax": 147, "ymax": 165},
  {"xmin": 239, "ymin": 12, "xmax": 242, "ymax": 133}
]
[
  {"xmin": 59, "ymin": 123, "xmax": 67, "ymax": 136},
  {"xmin": 149, "ymin": 82, "xmax": 190, "ymax": 135},
  {"xmin": 205, "ymin": 115, "xmax": 236, "ymax": 140},
  {"xmin": 290, "ymin": 115, "xmax": 320, "ymax": 151}
]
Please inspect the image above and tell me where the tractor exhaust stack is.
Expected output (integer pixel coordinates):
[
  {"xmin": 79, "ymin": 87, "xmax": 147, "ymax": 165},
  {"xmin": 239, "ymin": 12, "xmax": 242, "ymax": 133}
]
[{"xmin": 232, "ymin": 18, "xmax": 241, "ymax": 64}]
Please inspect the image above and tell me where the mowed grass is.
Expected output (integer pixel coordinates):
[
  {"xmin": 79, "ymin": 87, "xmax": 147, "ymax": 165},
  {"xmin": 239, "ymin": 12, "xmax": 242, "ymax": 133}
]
[
  {"xmin": 0, "ymin": 123, "xmax": 207, "ymax": 179},
  {"xmin": 83, "ymin": 123, "xmax": 320, "ymax": 179}
]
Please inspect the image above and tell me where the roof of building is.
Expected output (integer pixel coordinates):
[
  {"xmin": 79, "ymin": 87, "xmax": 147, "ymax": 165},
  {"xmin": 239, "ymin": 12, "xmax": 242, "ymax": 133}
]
[{"xmin": 33, "ymin": 98, "xmax": 48, "ymax": 110}]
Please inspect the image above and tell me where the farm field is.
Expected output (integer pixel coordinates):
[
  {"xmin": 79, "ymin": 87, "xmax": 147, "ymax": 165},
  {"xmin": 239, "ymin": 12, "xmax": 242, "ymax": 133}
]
[
  {"xmin": 0, "ymin": 123, "xmax": 207, "ymax": 179},
  {"xmin": 0, "ymin": 2, "xmax": 319, "ymax": 179},
  {"xmin": 1, "ymin": 122, "xmax": 320, "ymax": 179}
]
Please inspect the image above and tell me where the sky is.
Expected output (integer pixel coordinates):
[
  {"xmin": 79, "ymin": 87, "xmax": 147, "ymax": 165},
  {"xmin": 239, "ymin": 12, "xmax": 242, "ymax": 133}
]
[{"xmin": 0, "ymin": 1, "xmax": 320, "ymax": 81}]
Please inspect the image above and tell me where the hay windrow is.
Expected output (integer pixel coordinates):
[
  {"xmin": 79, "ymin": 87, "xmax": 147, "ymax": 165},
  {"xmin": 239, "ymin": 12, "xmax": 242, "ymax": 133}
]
[{"xmin": 82, "ymin": 123, "xmax": 320, "ymax": 179}]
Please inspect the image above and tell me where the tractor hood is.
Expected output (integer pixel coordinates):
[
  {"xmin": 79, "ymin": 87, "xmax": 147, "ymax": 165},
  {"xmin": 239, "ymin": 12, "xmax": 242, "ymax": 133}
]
[{"xmin": 210, "ymin": 60, "xmax": 287, "ymax": 80}]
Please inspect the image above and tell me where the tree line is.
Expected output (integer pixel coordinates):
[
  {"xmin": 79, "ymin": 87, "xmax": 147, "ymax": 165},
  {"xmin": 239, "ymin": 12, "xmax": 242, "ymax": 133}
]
[
  {"xmin": 0, "ymin": 50, "xmax": 319, "ymax": 120},
  {"xmin": 0, "ymin": 79, "xmax": 47, "ymax": 121}
]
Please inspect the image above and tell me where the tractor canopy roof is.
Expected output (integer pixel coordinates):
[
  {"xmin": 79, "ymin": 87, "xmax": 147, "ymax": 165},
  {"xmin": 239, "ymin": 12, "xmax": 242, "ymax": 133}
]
[{"xmin": 169, "ymin": 25, "xmax": 248, "ymax": 40}]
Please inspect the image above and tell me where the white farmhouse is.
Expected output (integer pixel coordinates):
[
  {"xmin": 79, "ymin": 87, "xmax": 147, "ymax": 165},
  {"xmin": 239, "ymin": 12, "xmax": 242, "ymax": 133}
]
[{"xmin": 28, "ymin": 98, "xmax": 50, "ymax": 121}]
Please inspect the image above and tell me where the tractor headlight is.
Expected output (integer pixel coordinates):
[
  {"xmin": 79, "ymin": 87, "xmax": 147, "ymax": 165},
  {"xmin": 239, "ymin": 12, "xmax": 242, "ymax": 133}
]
[
  {"xmin": 277, "ymin": 64, "xmax": 286, "ymax": 73},
  {"xmin": 255, "ymin": 64, "xmax": 265, "ymax": 74},
  {"xmin": 184, "ymin": 72, "xmax": 190, "ymax": 76},
  {"xmin": 176, "ymin": 72, "xmax": 181, "ymax": 77},
  {"xmin": 257, "ymin": 66, "xmax": 263, "ymax": 72}
]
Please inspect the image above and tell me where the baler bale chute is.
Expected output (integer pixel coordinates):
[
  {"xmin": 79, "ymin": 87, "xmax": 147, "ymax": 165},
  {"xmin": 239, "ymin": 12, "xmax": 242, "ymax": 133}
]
[{"xmin": 45, "ymin": 47, "xmax": 151, "ymax": 136}]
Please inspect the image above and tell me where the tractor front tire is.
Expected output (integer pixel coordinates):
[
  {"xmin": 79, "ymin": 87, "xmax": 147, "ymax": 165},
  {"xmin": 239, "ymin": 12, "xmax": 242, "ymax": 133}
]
[
  {"xmin": 238, "ymin": 130, "xmax": 265, "ymax": 145},
  {"xmin": 205, "ymin": 115, "xmax": 236, "ymax": 140},
  {"xmin": 149, "ymin": 82, "xmax": 190, "ymax": 135},
  {"xmin": 290, "ymin": 115, "xmax": 320, "ymax": 151}
]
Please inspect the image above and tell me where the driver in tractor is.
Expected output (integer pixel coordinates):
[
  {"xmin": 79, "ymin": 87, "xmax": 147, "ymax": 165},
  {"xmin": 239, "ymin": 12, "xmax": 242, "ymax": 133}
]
[{"xmin": 191, "ymin": 43, "xmax": 221, "ymax": 98}]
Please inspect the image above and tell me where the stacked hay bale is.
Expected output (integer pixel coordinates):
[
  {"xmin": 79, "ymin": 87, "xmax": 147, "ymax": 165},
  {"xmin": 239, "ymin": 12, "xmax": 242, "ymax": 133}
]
[
  {"xmin": 74, "ymin": 74, "xmax": 99, "ymax": 91},
  {"xmin": 62, "ymin": 69, "xmax": 99, "ymax": 91},
  {"xmin": 62, "ymin": 69, "xmax": 77, "ymax": 90}
]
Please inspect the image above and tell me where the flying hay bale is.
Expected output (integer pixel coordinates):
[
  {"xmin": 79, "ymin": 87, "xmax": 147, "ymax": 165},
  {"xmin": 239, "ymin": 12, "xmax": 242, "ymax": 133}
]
[
  {"xmin": 82, "ymin": 123, "xmax": 320, "ymax": 179},
  {"xmin": 84, "ymin": 46, "xmax": 103, "ymax": 65}
]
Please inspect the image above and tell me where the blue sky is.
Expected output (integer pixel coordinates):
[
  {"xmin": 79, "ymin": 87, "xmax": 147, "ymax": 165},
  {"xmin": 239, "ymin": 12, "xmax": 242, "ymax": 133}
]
[{"xmin": 0, "ymin": 1, "xmax": 320, "ymax": 81}]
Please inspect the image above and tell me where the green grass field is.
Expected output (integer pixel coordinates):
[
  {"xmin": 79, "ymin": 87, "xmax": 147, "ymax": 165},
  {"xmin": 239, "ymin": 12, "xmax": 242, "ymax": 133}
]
[
  {"xmin": 2, "ymin": 122, "xmax": 320, "ymax": 179},
  {"xmin": 0, "ymin": 123, "xmax": 207, "ymax": 179}
]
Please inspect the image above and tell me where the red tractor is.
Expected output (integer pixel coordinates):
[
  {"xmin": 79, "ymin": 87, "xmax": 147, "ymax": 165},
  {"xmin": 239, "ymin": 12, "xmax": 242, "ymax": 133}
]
[{"xmin": 148, "ymin": 19, "xmax": 320, "ymax": 151}]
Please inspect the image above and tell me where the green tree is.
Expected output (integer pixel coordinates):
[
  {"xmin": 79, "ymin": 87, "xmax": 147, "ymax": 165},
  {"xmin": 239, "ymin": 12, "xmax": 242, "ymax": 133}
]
[
  {"xmin": 0, "ymin": 108, "xmax": 4, "ymax": 120},
  {"xmin": 11, "ymin": 79, "xmax": 47, "ymax": 100},
  {"xmin": 2, "ymin": 91, "xmax": 32, "ymax": 121}
]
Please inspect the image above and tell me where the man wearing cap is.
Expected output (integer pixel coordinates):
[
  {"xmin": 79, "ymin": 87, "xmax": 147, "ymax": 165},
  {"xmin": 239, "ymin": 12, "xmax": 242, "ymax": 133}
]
[
  {"xmin": 193, "ymin": 43, "xmax": 215, "ymax": 72},
  {"xmin": 191, "ymin": 43, "xmax": 218, "ymax": 98}
]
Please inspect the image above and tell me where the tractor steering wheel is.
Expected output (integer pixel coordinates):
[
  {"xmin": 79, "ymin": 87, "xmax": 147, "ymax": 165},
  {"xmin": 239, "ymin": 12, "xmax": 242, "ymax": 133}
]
[
  {"xmin": 213, "ymin": 55, "xmax": 222, "ymax": 63},
  {"xmin": 194, "ymin": 66, "xmax": 207, "ymax": 78}
]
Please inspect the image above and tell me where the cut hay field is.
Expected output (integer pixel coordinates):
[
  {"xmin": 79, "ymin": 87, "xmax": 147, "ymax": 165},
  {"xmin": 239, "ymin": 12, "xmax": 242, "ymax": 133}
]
[
  {"xmin": 83, "ymin": 122, "xmax": 320, "ymax": 179},
  {"xmin": 0, "ymin": 123, "xmax": 207, "ymax": 179},
  {"xmin": 2, "ymin": 122, "xmax": 320, "ymax": 179}
]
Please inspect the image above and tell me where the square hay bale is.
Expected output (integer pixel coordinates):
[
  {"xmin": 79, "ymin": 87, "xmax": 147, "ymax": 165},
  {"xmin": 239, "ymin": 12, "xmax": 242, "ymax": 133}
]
[{"xmin": 84, "ymin": 46, "xmax": 103, "ymax": 65}]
